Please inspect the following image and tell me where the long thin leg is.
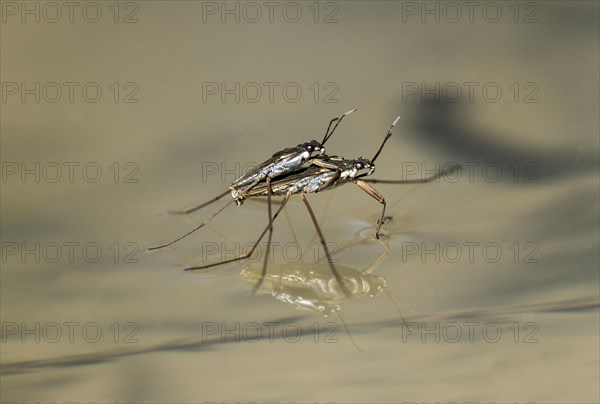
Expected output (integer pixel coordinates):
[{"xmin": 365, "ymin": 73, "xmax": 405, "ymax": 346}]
[
  {"xmin": 148, "ymin": 198, "xmax": 237, "ymax": 250},
  {"xmin": 300, "ymin": 193, "xmax": 352, "ymax": 298},
  {"xmin": 362, "ymin": 165, "xmax": 461, "ymax": 184},
  {"xmin": 252, "ymin": 177, "xmax": 274, "ymax": 294},
  {"xmin": 247, "ymin": 197, "xmax": 283, "ymax": 206},
  {"xmin": 354, "ymin": 179, "xmax": 386, "ymax": 239},
  {"xmin": 362, "ymin": 177, "xmax": 437, "ymax": 185},
  {"xmin": 362, "ymin": 239, "xmax": 390, "ymax": 275},
  {"xmin": 384, "ymin": 290, "xmax": 409, "ymax": 327},
  {"xmin": 168, "ymin": 189, "xmax": 231, "ymax": 215},
  {"xmin": 185, "ymin": 192, "xmax": 293, "ymax": 271},
  {"xmin": 302, "ymin": 190, "xmax": 334, "ymax": 260},
  {"xmin": 336, "ymin": 311, "xmax": 361, "ymax": 352},
  {"xmin": 168, "ymin": 175, "xmax": 266, "ymax": 215},
  {"xmin": 149, "ymin": 179, "xmax": 264, "ymax": 251}
]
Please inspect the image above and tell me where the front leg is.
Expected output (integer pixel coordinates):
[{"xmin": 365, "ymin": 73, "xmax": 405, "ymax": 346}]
[
  {"xmin": 310, "ymin": 156, "xmax": 343, "ymax": 171},
  {"xmin": 354, "ymin": 179, "xmax": 386, "ymax": 239}
]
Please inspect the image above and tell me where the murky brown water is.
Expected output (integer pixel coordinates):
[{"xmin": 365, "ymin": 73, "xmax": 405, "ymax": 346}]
[{"xmin": 1, "ymin": 1, "xmax": 598, "ymax": 402}]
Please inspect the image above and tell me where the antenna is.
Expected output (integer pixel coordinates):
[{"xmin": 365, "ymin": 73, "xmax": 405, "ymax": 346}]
[
  {"xmin": 371, "ymin": 116, "xmax": 400, "ymax": 163},
  {"xmin": 321, "ymin": 108, "xmax": 357, "ymax": 145}
]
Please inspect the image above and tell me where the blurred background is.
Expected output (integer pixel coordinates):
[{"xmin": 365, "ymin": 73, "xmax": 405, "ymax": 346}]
[{"xmin": 1, "ymin": 1, "xmax": 598, "ymax": 402}]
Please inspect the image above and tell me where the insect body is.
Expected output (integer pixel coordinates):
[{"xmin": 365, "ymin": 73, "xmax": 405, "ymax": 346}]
[
  {"xmin": 245, "ymin": 116, "xmax": 400, "ymax": 239},
  {"xmin": 229, "ymin": 140, "xmax": 324, "ymax": 205},
  {"xmin": 246, "ymin": 157, "xmax": 370, "ymax": 198},
  {"xmin": 169, "ymin": 109, "xmax": 356, "ymax": 216},
  {"xmin": 151, "ymin": 113, "xmax": 452, "ymax": 298},
  {"xmin": 149, "ymin": 109, "xmax": 356, "ymax": 250},
  {"xmin": 229, "ymin": 107, "xmax": 354, "ymax": 203},
  {"xmin": 183, "ymin": 116, "xmax": 402, "ymax": 297}
]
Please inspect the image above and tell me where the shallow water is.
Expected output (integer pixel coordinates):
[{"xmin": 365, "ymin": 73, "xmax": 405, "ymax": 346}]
[{"xmin": 1, "ymin": 1, "xmax": 599, "ymax": 403}]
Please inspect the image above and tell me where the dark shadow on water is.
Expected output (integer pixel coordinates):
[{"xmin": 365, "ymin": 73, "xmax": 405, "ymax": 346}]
[
  {"xmin": 2, "ymin": 296, "xmax": 597, "ymax": 376},
  {"xmin": 396, "ymin": 96, "xmax": 598, "ymax": 183}
]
